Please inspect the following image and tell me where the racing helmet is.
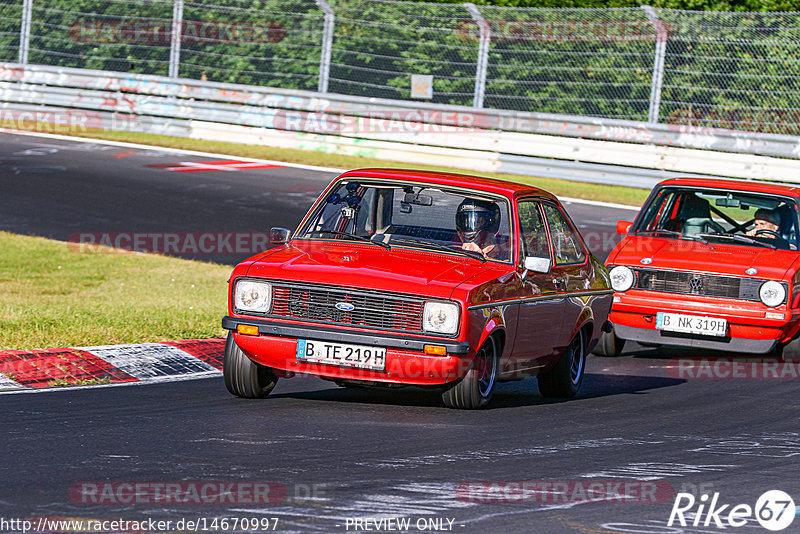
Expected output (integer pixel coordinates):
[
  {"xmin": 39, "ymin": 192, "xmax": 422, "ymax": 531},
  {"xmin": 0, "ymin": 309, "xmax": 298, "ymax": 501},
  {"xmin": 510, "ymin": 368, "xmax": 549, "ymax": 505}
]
[{"xmin": 456, "ymin": 198, "xmax": 500, "ymax": 243}]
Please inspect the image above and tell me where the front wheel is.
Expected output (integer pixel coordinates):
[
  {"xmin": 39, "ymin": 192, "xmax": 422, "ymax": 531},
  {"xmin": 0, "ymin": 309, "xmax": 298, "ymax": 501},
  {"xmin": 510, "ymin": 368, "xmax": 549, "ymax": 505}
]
[
  {"xmin": 591, "ymin": 326, "xmax": 625, "ymax": 357},
  {"xmin": 442, "ymin": 336, "xmax": 500, "ymax": 409},
  {"xmin": 223, "ymin": 332, "xmax": 278, "ymax": 398},
  {"xmin": 539, "ymin": 330, "xmax": 586, "ymax": 398}
]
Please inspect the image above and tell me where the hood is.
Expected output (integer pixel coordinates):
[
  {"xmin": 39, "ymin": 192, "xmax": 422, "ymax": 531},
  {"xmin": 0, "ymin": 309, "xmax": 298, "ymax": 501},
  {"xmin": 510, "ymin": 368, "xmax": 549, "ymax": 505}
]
[
  {"xmin": 245, "ymin": 241, "xmax": 498, "ymax": 300},
  {"xmin": 609, "ymin": 237, "xmax": 798, "ymax": 280}
]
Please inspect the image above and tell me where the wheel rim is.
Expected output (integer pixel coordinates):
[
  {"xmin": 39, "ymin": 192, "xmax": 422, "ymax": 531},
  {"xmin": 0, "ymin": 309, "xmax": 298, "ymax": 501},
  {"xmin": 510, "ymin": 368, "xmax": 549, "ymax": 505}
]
[
  {"xmin": 476, "ymin": 338, "xmax": 498, "ymax": 398},
  {"xmin": 569, "ymin": 333, "xmax": 585, "ymax": 385}
]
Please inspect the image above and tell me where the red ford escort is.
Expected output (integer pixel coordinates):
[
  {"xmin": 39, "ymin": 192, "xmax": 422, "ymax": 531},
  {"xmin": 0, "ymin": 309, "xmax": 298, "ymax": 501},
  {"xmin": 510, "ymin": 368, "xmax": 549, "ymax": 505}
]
[
  {"xmin": 598, "ymin": 177, "xmax": 800, "ymax": 358},
  {"xmin": 222, "ymin": 169, "xmax": 613, "ymax": 408}
]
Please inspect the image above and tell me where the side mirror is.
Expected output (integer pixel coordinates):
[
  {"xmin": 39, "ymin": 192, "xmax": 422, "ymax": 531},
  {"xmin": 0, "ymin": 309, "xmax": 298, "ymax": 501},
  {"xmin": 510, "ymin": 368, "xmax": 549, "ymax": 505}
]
[
  {"xmin": 524, "ymin": 256, "xmax": 551, "ymax": 274},
  {"xmin": 269, "ymin": 227, "xmax": 291, "ymax": 245},
  {"xmin": 616, "ymin": 220, "xmax": 633, "ymax": 235}
]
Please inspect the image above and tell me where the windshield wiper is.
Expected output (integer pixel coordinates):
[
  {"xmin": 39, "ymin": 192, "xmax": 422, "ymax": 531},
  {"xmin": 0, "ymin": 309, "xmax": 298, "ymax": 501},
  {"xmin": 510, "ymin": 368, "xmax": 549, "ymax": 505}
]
[
  {"xmin": 310, "ymin": 230, "xmax": 391, "ymax": 250},
  {"xmin": 392, "ymin": 237, "xmax": 486, "ymax": 263},
  {"xmin": 640, "ymin": 229, "xmax": 709, "ymax": 246},
  {"xmin": 697, "ymin": 232, "xmax": 777, "ymax": 250}
]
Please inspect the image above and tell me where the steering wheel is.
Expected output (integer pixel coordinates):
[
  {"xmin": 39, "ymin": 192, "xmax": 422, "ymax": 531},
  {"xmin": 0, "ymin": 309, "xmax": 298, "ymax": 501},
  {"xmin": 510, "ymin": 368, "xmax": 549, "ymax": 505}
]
[{"xmin": 754, "ymin": 229, "xmax": 781, "ymax": 239}]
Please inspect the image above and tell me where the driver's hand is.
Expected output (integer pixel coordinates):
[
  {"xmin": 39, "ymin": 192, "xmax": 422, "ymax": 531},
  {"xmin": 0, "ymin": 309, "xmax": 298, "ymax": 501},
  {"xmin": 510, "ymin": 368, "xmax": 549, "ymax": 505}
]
[{"xmin": 461, "ymin": 242, "xmax": 482, "ymax": 253}]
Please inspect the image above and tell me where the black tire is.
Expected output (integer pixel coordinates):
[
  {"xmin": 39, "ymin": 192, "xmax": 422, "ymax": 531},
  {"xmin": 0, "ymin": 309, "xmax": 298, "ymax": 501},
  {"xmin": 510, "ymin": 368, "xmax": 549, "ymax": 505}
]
[
  {"xmin": 539, "ymin": 329, "xmax": 587, "ymax": 398},
  {"xmin": 223, "ymin": 332, "xmax": 278, "ymax": 398},
  {"xmin": 442, "ymin": 336, "xmax": 500, "ymax": 409},
  {"xmin": 778, "ymin": 335, "xmax": 800, "ymax": 360},
  {"xmin": 591, "ymin": 326, "xmax": 625, "ymax": 357}
]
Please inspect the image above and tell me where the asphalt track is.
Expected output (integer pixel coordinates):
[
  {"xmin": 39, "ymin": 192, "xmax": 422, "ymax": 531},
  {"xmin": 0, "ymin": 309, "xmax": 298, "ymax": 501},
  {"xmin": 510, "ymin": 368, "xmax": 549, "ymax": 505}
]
[{"xmin": 2, "ymin": 132, "xmax": 800, "ymax": 534}]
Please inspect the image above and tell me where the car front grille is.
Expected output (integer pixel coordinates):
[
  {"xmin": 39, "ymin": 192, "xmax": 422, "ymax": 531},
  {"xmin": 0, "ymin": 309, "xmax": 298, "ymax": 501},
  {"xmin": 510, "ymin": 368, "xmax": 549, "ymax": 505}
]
[
  {"xmin": 269, "ymin": 281, "xmax": 426, "ymax": 334},
  {"xmin": 633, "ymin": 268, "xmax": 767, "ymax": 301}
]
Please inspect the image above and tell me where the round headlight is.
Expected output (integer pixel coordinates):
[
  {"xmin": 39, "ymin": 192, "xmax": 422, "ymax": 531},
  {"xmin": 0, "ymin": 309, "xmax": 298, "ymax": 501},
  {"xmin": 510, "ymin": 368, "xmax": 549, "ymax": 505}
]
[
  {"xmin": 609, "ymin": 266, "xmax": 635, "ymax": 292},
  {"xmin": 234, "ymin": 280, "xmax": 272, "ymax": 313},
  {"xmin": 759, "ymin": 281, "xmax": 786, "ymax": 307},
  {"xmin": 423, "ymin": 301, "xmax": 460, "ymax": 335}
]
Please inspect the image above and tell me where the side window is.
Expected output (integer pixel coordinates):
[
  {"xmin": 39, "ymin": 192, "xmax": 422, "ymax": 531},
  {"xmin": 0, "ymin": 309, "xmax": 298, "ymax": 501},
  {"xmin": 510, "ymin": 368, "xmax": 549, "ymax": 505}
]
[
  {"xmin": 542, "ymin": 204, "xmax": 586, "ymax": 265},
  {"xmin": 518, "ymin": 201, "xmax": 550, "ymax": 260}
]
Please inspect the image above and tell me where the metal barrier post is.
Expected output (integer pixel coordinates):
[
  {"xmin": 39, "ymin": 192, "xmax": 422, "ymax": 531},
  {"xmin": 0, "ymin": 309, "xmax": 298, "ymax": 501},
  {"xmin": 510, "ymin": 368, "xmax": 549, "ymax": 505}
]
[
  {"xmin": 316, "ymin": 0, "xmax": 334, "ymax": 94},
  {"xmin": 169, "ymin": 0, "xmax": 184, "ymax": 78},
  {"xmin": 642, "ymin": 5, "xmax": 667, "ymax": 124},
  {"xmin": 18, "ymin": 0, "xmax": 33, "ymax": 64},
  {"xmin": 465, "ymin": 3, "xmax": 489, "ymax": 109}
]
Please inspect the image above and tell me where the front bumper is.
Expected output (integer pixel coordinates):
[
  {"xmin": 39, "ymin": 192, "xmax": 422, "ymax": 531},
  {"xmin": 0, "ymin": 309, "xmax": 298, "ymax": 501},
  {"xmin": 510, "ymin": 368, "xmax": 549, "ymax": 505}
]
[
  {"xmin": 614, "ymin": 324, "xmax": 778, "ymax": 354},
  {"xmin": 222, "ymin": 316, "xmax": 473, "ymax": 386},
  {"xmin": 610, "ymin": 290, "xmax": 798, "ymax": 354}
]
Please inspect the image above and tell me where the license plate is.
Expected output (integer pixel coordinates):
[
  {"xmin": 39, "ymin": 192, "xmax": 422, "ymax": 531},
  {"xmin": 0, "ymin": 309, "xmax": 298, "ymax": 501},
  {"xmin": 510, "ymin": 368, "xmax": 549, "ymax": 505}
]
[
  {"xmin": 296, "ymin": 339, "xmax": 386, "ymax": 371},
  {"xmin": 655, "ymin": 312, "xmax": 727, "ymax": 337}
]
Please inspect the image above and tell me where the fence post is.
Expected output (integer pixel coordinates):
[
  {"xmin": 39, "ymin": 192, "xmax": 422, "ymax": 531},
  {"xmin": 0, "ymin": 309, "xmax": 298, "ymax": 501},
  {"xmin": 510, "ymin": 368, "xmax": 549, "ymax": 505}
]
[
  {"xmin": 465, "ymin": 3, "xmax": 489, "ymax": 109},
  {"xmin": 316, "ymin": 0, "xmax": 334, "ymax": 93},
  {"xmin": 169, "ymin": 0, "xmax": 184, "ymax": 78},
  {"xmin": 18, "ymin": 0, "xmax": 33, "ymax": 64},
  {"xmin": 641, "ymin": 5, "xmax": 667, "ymax": 124}
]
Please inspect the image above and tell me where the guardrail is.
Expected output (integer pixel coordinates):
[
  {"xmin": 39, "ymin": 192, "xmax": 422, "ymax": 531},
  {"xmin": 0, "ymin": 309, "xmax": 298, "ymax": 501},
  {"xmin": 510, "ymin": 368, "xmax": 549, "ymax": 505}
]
[{"xmin": 2, "ymin": 63, "xmax": 800, "ymax": 188}]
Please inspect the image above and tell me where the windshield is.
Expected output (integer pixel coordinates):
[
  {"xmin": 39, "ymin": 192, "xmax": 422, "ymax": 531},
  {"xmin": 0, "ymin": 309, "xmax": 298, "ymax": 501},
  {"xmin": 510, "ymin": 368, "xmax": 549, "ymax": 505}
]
[
  {"xmin": 297, "ymin": 180, "xmax": 512, "ymax": 262},
  {"xmin": 635, "ymin": 187, "xmax": 800, "ymax": 250}
]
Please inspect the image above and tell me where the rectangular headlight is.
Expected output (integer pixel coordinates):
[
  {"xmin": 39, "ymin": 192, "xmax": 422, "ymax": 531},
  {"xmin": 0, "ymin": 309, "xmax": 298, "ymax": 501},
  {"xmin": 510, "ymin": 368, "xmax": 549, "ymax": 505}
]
[
  {"xmin": 423, "ymin": 301, "xmax": 460, "ymax": 335},
  {"xmin": 234, "ymin": 280, "xmax": 272, "ymax": 314}
]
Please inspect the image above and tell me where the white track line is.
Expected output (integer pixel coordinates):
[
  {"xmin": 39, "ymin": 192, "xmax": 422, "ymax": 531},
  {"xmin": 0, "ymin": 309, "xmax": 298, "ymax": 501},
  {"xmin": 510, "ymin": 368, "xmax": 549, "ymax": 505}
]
[
  {"xmin": 2, "ymin": 130, "xmax": 642, "ymax": 210},
  {"xmin": 0, "ymin": 129, "xmax": 344, "ymax": 173}
]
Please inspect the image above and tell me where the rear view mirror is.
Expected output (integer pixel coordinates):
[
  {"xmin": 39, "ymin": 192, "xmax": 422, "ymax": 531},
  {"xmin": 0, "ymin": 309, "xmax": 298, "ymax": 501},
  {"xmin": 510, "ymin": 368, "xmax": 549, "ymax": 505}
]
[
  {"xmin": 403, "ymin": 192, "xmax": 433, "ymax": 206},
  {"xmin": 716, "ymin": 195, "xmax": 741, "ymax": 208},
  {"xmin": 524, "ymin": 256, "xmax": 551, "ymax": 274},
  {"xmin": 616, "ymin": 220, "xmax": 633, "ymax": 235},
  {"xmin": 269, "ymin": 227, "xmax": 291, "ymax": 245}
]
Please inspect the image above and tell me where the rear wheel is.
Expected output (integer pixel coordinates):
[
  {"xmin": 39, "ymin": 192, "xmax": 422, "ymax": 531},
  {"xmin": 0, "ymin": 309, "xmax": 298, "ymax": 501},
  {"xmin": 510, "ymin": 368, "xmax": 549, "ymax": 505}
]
[
  {"xmin": 442, "ymin": 336, "xmax": 499, "ymax": 409},
  {"xmin": 539, "ymin": 329, "xmax": 587, "ymax": 398},
  {"xmin": 223, "ymin": 332, "xmax": 278, "ymax": 398},
  {"xmin": 591, "ymin": 326, "xmax": 625, "ymax": 357}
]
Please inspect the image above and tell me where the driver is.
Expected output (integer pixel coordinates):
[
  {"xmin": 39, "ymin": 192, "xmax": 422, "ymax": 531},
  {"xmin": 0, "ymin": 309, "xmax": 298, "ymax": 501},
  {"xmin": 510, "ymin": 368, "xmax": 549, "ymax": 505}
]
[
  {"xmin": 456, "ymin": 198, "xmax": 501, "ymax": 259},
  {"xmin": 747, "ymin": 208, "xmax": 781, "ymax": 238}
]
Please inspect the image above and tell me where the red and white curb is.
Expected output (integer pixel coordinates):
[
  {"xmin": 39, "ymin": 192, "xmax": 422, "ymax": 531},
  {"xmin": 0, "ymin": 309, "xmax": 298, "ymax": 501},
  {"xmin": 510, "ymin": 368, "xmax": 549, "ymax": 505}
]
[{"xmin": 0, "ymin": 338, "xmax": 225, "ymax": 391}]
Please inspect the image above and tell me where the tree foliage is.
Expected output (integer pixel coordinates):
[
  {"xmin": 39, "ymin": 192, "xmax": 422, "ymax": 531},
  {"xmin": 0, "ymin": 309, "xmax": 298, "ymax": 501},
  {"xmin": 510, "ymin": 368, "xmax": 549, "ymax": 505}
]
[{"xmin": 2, "ymin": 0, "xmax": 800, "ymax": 133}]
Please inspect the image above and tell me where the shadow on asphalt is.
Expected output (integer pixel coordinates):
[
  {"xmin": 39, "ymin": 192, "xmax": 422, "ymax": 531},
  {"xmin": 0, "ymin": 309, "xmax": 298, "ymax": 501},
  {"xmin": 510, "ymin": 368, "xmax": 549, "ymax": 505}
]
[{"xmin": 265, "ymin": 370, "xmax": 685, "ymax": 410}]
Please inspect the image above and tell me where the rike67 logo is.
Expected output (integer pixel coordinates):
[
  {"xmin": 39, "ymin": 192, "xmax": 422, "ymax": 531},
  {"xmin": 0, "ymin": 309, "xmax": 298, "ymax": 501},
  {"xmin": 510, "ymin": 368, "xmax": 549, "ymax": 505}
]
[{"xmin": 669, "ymin": 490, "xmax": 795, "ymax": 531}]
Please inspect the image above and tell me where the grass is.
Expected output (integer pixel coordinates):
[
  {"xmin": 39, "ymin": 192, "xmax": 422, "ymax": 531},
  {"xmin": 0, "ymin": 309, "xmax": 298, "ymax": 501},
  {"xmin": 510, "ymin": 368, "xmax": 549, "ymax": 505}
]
[
  {"xmin": 48, "ymin": 377, "xmax": 112, "ymax": 387},
  {"xmin": 66, "ymin": 129, "xmax": 649, "ymax": 207},
  {"xmin": 0, "ymin": 231, "xmax": 230, "ymax": 350}
]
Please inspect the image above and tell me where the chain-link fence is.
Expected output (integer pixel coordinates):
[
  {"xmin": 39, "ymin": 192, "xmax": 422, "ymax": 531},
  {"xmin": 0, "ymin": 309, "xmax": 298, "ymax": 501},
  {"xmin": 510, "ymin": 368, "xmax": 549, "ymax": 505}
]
[{"xmin": 4, "ymin": 0, "xmax": 800, "ymax": 135}]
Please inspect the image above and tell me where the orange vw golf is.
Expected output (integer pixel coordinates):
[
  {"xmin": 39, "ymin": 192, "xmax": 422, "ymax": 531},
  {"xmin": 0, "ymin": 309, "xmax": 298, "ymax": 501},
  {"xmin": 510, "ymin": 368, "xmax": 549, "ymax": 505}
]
[{"xmin": 599, "ymin": 178, "xmax": 800, "ymax": 358}]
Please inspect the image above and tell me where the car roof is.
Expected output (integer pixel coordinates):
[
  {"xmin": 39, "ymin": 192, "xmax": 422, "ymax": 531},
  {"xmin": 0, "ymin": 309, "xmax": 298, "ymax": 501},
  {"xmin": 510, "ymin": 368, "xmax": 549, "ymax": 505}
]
[
  {"xmin": 659, "ymin": 177, "xmax": 800, "ymax": 197},
  {"xmin": 338, "ymin": 168, "xmax": 557, "ymax": 200}
]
